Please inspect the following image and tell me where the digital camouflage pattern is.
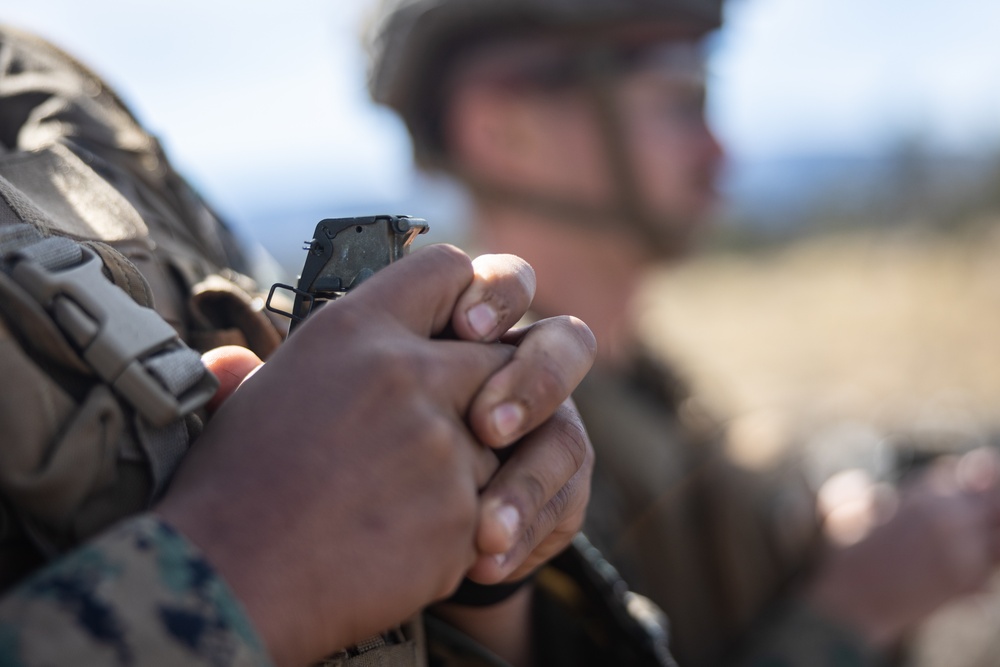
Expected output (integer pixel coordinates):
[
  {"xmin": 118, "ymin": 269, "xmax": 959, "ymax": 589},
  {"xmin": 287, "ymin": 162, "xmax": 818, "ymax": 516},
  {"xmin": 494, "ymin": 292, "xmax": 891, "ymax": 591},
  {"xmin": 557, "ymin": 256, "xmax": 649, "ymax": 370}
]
[{"xmin": 0, "ymin": 515, "xmax": 272, "ymax": 667}]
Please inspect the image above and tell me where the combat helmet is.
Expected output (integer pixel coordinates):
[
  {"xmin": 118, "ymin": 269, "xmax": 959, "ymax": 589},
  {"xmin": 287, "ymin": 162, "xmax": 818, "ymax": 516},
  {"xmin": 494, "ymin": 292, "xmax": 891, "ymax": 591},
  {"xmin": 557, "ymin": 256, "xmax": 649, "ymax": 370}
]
[{"xmin": 368, "ymin": 0, "xmax": 724, "ymax": 164}]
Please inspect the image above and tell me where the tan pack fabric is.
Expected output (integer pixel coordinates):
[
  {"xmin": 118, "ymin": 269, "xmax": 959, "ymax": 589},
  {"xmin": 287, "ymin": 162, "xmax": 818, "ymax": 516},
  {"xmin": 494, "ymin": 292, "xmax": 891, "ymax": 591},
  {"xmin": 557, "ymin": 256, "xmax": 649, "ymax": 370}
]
[
  {"xmin": 0, "ymin": 23, "xmax": 280, "ymax": 357},
  {"xmin": 0, "ymin": 203, "xmax": 211, "ymax": 567},
  {"xmin": 0, "ymin": 22, "xmax": 280, "ymax": 574},
  {"xmin": 319, "ymin": 619, "xmax": 426, "ymax": 667}
]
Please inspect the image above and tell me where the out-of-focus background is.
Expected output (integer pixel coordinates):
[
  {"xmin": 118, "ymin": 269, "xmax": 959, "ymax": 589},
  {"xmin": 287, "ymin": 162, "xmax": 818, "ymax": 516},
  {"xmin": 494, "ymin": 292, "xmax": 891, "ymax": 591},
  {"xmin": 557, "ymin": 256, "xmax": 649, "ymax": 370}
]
[
  {"xmin": 7, "ymin": 1, "xmax": 1000, "ymax": 260},
  {"xmin": 5, "ymin": 1, "xmax": 1000, "ymax": 661},
  {"xmin": 7, "ymin": 0, "xmax": 1000, "ymax": 473}
]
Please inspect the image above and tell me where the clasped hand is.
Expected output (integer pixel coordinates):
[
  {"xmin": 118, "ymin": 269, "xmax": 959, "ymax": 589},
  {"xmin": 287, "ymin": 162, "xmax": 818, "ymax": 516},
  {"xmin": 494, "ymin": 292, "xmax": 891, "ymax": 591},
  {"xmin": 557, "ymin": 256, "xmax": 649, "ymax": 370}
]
[{"xmin": 157, "ymin": 245, "xmax": 596, "ymax": 666}]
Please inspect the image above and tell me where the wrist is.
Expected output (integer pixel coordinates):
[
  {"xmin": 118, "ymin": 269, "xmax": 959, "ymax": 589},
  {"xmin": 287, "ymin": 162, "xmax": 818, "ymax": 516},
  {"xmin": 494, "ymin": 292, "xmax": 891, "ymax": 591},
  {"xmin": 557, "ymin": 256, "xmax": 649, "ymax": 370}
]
[{"xmin": 154, "ymin": 498, "xmax": 328, "ymax": 667}]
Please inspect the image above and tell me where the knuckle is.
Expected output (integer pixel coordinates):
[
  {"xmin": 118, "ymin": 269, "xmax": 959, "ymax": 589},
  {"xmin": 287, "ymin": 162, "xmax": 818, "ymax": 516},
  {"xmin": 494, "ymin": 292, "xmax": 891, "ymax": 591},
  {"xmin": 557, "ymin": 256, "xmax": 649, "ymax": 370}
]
[
  {"xmin": 517, "ymin": 472, "xmax": 550, "ymax": 517},
  {"xmin": 520, "ymin": 518, "xmax": 540, "ymax": 553},
  {"xmin": 371, "ymin": 340, "xmax": 411, "ymax": 370},
  {"xmin": 416, "ymin": 412, "xmax": 464, "ymax": 467},
  {"xmin": 425, "ymin": 243, "xmax": 473, "ymax": 276},
  {"xmin": 540, "ymin": 484, "xmax": 572, "ymax": 530},
  {"xmin": 562, "ymin": 315, "xmax": 597, "ymax": 358},
  {"xmin": 526, "ymin": 354, "xmax": 572, "ymax": 405},
  {"xmin": 373, "ymin": 348, "xmax": 428, "ymax": 397},
  {"xmin": 411, "ymin": 346, "xmax": 449, "ymax": 386},
  {"xmin": 508, "ymin": 255, "xmax": 537, "ymax": 298},
  {"xmin": 307, "ymin": 298, "xmax": 369, "ymax": 339},
  {"xmin": 508, "ymin": 416, "xmax": 592, "ymax": 523},
  {"xmin": 547, "ymin": 410, "xmax": 591, "ymax": 475},
  {"xmin": 478, "ymin": 254, "xmax": 536, "ymax": 304},
  {"xmin": 534, "ymin": 458, "xmax": 590, "ymax": 537},
  {"xmin": 560, "ymin": 477, "xmax": 590, "ymax": 533}
]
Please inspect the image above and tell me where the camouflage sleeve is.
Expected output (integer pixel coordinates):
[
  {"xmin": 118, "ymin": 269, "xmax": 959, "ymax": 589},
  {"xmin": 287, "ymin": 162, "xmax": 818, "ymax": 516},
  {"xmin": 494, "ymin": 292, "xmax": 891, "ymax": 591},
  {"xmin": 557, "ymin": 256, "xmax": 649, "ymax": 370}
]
[
  {"xmin": 0, "ymin": 514, "xmax": 274, "ymax": 667},
  {"xmin": 734, "ymin": 601, "xmax": 884, "ymax": 667}
]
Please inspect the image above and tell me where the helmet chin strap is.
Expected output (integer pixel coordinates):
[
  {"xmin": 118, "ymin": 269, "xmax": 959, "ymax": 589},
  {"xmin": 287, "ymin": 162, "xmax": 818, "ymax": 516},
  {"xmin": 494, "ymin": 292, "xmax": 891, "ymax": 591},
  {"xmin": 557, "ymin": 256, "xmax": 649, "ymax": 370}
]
[
  {"xmin": 581, "ymin": 43, "xmax": 694, "ymax": 260},
  {"xmin": 437, "ymin": 41, "xmax": 697, "ymax": 261}
]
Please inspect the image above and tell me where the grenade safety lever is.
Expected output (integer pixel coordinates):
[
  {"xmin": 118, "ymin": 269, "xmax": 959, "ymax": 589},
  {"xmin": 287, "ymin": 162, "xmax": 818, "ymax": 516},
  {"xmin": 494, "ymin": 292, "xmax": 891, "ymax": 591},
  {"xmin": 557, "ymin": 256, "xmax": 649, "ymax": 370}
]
[{"xmin": 266, "ymin": 215, "xmax": 429, "ymax": 331}]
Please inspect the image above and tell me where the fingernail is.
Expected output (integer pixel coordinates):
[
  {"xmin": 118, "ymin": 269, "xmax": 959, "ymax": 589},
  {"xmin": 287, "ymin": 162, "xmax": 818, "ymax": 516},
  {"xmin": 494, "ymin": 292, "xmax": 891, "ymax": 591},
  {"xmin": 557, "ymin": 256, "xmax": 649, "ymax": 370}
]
[
  {"xmin": 492, "ymin": 402, "xmax": 525, "ymax": 440},
  {"xmin": 494, "ymin": 503, "xmax": 521, "ymax": 546},
  {"xmin": 494, "ymin": 553, "xmax": 508, "ymax": 568},
  {"xmin": 467, "ymin": 302, "xmax": 499, "ymax": 339}
]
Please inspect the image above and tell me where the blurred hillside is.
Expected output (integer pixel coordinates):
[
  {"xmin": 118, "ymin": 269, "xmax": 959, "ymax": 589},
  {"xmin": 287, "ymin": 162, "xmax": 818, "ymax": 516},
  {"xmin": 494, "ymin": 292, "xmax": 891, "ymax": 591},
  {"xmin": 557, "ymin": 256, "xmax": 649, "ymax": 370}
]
[
  {"xmin": 635, "ymin": 145, "xmax": 1000, "ymax": 485},
  {"xmin": 718, "ymin": 144, "xmax": 1000, "ymax": 244},
  {"xmin": 642, "ymin": 222, "xmax": 1000, "ymax": 448}
]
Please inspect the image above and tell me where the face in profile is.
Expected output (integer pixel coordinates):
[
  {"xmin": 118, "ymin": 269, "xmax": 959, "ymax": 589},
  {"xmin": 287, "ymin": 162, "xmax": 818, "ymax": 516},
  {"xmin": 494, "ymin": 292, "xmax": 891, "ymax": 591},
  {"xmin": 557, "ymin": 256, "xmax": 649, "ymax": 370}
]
[
  {"xmin": 617, "ymin": 64, "xmax": 724, "ymax": 239},
  {"xmin": 447, "ymin": 37, "xmax": 725, "ymax": 255}
]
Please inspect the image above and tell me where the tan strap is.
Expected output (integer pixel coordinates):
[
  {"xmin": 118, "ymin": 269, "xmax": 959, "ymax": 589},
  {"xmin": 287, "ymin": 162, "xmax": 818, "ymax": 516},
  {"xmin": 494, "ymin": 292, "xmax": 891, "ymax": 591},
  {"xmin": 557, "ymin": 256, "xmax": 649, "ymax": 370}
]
[
  {"xmin": 0, "ymin": 224, "xmax": 217, "ymax": 428},
  {"xmin": 319, "ymin": 620, "xmax": 426, "ymax": 667}
]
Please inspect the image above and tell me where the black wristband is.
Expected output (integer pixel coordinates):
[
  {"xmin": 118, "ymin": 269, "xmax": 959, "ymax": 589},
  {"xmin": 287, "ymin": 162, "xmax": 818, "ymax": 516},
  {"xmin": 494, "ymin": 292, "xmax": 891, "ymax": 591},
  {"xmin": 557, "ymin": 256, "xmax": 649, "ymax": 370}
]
[{"xmin": 445, "ymin": 573, "xmax": 536, "ymax": 607}]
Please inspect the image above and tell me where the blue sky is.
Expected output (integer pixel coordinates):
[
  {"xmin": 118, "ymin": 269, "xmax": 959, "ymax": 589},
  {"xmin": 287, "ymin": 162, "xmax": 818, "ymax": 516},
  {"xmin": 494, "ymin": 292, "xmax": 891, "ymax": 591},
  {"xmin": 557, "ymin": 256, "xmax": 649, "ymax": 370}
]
[
  {"xmin": 713, "ymin": 0, "xmax": 1000, "ymax": 158},
  {"xmin": 3, "ymin": 0, "xmax": 1000, "ymax": 228}
]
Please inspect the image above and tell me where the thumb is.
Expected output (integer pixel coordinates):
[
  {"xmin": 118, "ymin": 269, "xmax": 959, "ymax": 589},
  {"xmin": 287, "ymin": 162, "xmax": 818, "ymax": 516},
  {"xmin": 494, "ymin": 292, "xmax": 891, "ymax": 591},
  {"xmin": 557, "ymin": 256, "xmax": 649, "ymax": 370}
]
[{"xmin": 201, "ymin": 345, "xmax": 264, "ymax": 414}]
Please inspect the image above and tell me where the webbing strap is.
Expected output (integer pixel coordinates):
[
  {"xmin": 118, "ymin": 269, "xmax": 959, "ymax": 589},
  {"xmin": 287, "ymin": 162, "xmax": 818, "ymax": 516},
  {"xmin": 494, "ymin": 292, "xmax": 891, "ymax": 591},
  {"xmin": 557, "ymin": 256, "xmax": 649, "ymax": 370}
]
[
  {"xmin": 0, "ymin": 221, "xmax": 54, "ymax": 256},
  {"xmin": 0, "ymin": 191, "xmax": 23, "ymax": 228},
  {"xmin": 13, "ymin": 235, "xmax": 82, "ymax": 271},
  {"xmin": 0, "ymin": 221, "xmax": 218, "ymax": 428},
  {"xmin": 319, "ymin": 626, "xmax": 421, "ymax": 667},
  {"xmin": 145, "ymin": 347, "xmax": 206, "ymax": 397},
  {"xmin": 134, "ymin": 417, "xmax": 191, "ymax": 498}
]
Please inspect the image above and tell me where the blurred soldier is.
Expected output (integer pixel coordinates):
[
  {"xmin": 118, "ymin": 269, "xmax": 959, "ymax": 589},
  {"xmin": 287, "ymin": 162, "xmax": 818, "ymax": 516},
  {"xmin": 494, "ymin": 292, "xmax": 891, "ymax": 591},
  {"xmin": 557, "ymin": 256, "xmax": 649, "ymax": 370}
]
[
  {"xmin": 368, "ymin": 1, "xmax": 1000, "ymax": 665},
  {"xmin": 0, "ymin": 23, "xmax": 677, "ymax": 667}
]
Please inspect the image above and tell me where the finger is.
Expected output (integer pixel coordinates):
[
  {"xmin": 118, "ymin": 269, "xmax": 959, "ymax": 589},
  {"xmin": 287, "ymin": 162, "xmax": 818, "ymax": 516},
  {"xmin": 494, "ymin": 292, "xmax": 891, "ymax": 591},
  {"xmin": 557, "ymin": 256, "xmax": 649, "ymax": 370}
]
[
  {"xmin": 201, "ymin": 346, "xmax": 264, "ymax": 414},
  {"xmin": 286, "ymin": 300, "xmax": 518, "ymax": 416},
  {"xmin": 450, "ymin": 254, "xmax": 536, "ymax": 342},
  {"xmin": 468, "ymin": 316, "xmax": 596, "ymax": 448},
  {"xmin": 466, "ymin": 429, "xmax": 504, "ymax": 493},
  {"xmin": 344, "ymin": 243, "xmax": 475, "ymax": 337},
  {"xmin": 468, "ymin": 401, "xmax": 594, "ymax": 583},
  {"xmin": 411, "ymin": 339, "xmax": 520, "ymax": 415},
  {"xmin": 365, "ymin": 338, "xmax": 519, "ymax": 419}
]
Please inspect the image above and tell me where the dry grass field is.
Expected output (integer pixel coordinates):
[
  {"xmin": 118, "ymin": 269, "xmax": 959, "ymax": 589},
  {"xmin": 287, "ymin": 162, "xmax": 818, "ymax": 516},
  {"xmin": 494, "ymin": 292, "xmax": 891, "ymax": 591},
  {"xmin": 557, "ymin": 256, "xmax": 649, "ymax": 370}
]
[
  {"xmin": 639, "ymin": 224, "xmax": 1000, "ymax": 459},
  {"xmin": 635, "ymin": 221, "xmax": 1000, "ymax": 665}
]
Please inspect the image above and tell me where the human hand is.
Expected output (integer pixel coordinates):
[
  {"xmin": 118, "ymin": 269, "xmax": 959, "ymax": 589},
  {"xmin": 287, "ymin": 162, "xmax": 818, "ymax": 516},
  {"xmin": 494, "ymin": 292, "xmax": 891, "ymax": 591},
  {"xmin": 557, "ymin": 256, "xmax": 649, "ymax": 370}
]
[
  {"xmin": 445, "ymin": 254, "xmax": 596, "ymax": 585},
  {"xmin": 159, "ymin": 245, "xmax": 524, "ymax": 666},
  {"xmin": 159, "ymin": 246, "xmax": 595, "ymax": 666},
  {"xmin": 204, "ymin": 255, "xmax": 595, "ymax": 584},
  {"xmin": 202, "ymin": 254, "xmax": 596, "ymax": 586},
  {"xmin": 806, "ymin": 448, "xmax": 1000, "ymax": 648}
]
